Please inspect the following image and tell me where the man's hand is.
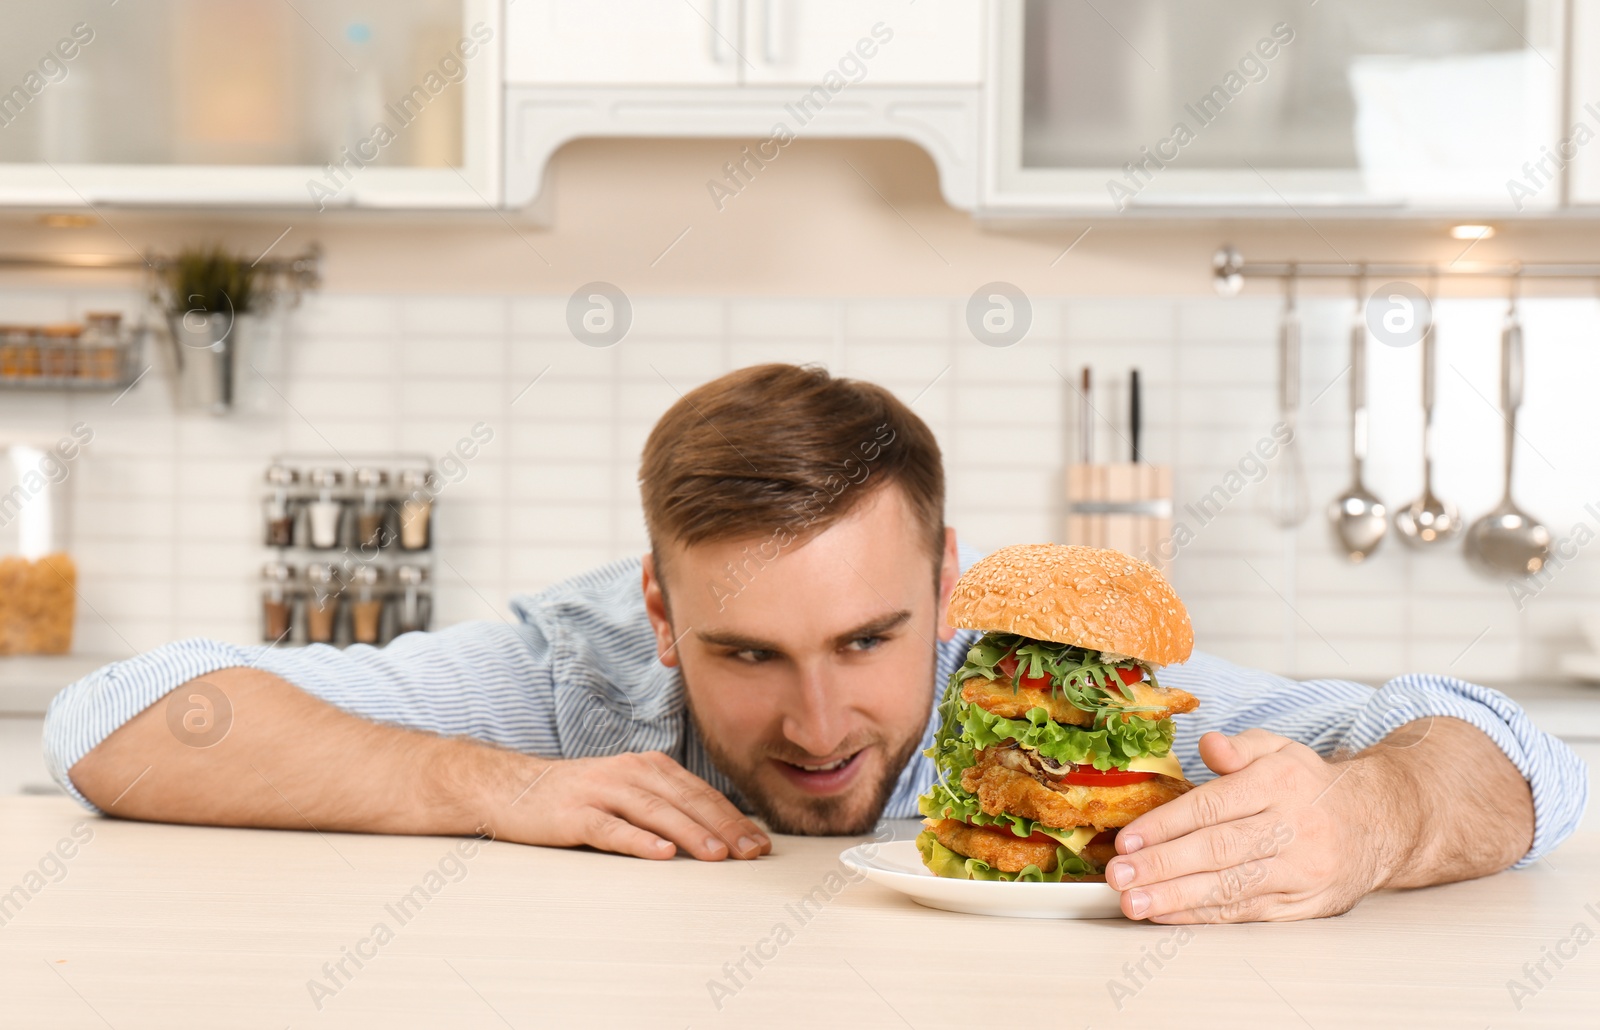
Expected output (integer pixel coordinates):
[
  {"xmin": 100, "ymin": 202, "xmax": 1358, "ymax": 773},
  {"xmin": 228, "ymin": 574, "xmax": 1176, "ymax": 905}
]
[
  {"xmin": 1102, "ymin": 718, "xmax": 1535, "ymax": 923},
  {"xmin": 488, "ymin": 751, "xmax": 772, "ymax": 863},
  {"xmin": 1103, "ymin": 728, "xmax": 1399, "ymax": 923}
]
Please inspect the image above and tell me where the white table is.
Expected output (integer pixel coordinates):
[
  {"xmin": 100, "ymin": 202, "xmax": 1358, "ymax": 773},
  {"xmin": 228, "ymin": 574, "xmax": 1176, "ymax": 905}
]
[{"xmin": 0, "ymin": 797, "xmax": 1594, "ymax": 1028}]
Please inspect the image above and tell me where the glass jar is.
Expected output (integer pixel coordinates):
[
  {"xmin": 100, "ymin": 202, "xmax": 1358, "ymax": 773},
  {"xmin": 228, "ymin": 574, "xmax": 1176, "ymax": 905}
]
[
  {"xmin": 354, "ymin": 467, "xmax": 390, "ymax": 550},
  {"xmin": 349, "ymin": 565, "xmax": 385, "ymax": 645},
  {"xmin": 81, "ymin": 312, "xmax": 124, "ymax": 382},
  {"xmin": 306, "ymin": 468, "xmax": 345, "ymax": 549},
  {"xmin": 395, "ymin": 564, "xmax": 430, "ymax": 634},
  {"xmin": 304, "ymin": 563, "xmax": 342, "ymax": 644},
  {"xmin": 396, "ymin": 469, "xmax": 436, "ymax": 551},
  {"xmin": 263, "ymin": 464, "xmax": 300, "ymax": 547},
  {"xmin": 261, "ymin": 561, "xmax": 295, "ymax": 643},
  {"xmin": 40, "ymin": 324, "xmax": 81, "ymax": 379}
]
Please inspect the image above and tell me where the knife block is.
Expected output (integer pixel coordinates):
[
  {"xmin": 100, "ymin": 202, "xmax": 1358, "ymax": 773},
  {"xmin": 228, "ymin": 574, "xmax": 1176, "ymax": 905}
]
[{"xmin": 1064, "ymin": 464, "xmax": 1174, "ymax": 570}]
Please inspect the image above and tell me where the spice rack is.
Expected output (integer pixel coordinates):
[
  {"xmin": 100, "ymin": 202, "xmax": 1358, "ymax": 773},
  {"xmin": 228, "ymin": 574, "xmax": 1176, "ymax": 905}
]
[
  {"xmin": 260, "ymin": 454, "xmax": 437, "ymax": 648},
  {"xmin": 0, "ymin": 315, "xmax": 149, "ymax": 391}
]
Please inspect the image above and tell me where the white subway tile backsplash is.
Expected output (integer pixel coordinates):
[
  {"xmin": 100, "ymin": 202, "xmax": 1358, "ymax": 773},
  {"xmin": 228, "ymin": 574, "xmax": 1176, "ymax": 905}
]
[
  {"xmin": 729, "ymin": 300, "xmax": 839, "ymax": 340},
  {"xmin": 400, "ymin": 337, "xmax": 505, "ymax": 378},
  {"xmin": 398, "ymin": 296, "xmax": 508, "ymax": 336}
]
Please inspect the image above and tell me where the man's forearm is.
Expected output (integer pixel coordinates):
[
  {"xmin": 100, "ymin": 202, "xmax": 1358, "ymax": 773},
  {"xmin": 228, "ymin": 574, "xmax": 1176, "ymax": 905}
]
[
  {"xmin": 69, "ymin": 666, "xmax": 532, "ymax": 837},
  {"xmin": 1356, "ymin": 716, "xmax": 1535, "ymax": 890}
]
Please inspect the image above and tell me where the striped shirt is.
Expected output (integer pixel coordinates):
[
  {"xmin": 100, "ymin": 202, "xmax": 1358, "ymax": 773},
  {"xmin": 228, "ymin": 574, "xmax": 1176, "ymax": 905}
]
[{"xmin": 43, "ymin": 551, "xmax": 1587, "ymax": 867}]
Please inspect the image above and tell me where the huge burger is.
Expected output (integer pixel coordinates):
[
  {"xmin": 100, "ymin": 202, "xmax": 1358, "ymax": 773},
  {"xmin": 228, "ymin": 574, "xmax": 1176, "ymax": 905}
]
[{"xmin": 917, "ymin": 543, "xmax": 1198, "ymax": 882}]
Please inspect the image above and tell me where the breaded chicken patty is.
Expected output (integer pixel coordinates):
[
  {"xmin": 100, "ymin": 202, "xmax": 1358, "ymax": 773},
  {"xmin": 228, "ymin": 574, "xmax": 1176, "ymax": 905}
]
[
  {"xmin": 928, "ymin": 818, "xmax": 1062, "ymax": 873},
  {"xmin": 959, "ymin": 745, "xmax": 1191, "ymax": 831}
]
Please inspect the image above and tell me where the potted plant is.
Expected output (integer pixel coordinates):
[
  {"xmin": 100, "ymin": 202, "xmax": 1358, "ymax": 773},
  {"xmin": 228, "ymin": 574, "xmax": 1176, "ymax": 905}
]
[{"xmin": 163, "ymin": 246, "xmax": 259, "ymax": 413}]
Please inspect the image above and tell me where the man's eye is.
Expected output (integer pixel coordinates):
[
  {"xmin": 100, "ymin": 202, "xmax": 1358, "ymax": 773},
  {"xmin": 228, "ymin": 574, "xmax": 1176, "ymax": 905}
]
[
  {"xmin": 847, "ymin": 635, "xmax": 886, "ymax": 652},
  {"xmin": 731, "ymin": 649, "xmax": 776, "ymax": 664}
]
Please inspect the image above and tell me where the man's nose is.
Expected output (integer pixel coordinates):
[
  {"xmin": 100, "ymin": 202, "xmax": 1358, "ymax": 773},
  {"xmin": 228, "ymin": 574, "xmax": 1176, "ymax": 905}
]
[{"xmin": 783, "ymin": 664, "xmax": 849, "ymax": 758}]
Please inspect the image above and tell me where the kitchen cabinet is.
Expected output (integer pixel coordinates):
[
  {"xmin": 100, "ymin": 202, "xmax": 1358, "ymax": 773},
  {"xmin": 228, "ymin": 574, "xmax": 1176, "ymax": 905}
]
[
  {"xmin": 505, "ymin": 1, "xmax": 979, "ymax": 87},
  {"xmin": 741, "ymin": 1, "xmax": 980, "ymax": 86},
  {"xmin": 502, "ymin": 0, "xmax": 984, "ymax": 209},
  {"xmin": 1565, "ymin": 0, "xmax": 1600, "ymax": 207},
  {"xmin": 0, "ymin": 0, "xmax": 501, "ymax": 209},
  {"xmin": 504, "ymin": 0, "xmax": 737, "ymax": 86},
  {"xmin": 984, "ymin": 0, "xmax": 1567, "ymax": 215}
]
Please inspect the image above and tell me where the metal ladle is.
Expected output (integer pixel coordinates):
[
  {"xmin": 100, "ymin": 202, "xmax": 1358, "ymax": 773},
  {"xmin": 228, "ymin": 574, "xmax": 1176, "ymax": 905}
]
[
  {"xmin": 1329, "ymin": 273, "xmax": 1387, "ymax": 561},
  {"xmin": 1464, "ymin": 280, "xmax": 1551, "ymax": 576},
  {"xmin": 1395, "ymin": 280, "xmax": 1461, "ymax": 547}
]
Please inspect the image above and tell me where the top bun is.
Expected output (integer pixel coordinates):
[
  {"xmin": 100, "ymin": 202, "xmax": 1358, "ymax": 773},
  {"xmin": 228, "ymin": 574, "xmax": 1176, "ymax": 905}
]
[{"xmin": 946, "ymin": 544, "xmax": 1193, "ymax": 666}]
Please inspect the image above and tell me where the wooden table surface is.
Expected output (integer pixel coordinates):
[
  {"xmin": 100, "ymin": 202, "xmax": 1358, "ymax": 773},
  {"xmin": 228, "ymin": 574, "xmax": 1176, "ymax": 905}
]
[{"xmin": 1, "ymin": 796, "xmax": 1595, "ymax": 1028}]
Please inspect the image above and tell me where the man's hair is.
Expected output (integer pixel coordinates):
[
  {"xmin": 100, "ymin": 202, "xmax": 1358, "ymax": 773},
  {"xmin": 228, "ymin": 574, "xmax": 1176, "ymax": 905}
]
[{"xmin": 639, "ymin": 363, "xmax": 945, "ymax": 577}]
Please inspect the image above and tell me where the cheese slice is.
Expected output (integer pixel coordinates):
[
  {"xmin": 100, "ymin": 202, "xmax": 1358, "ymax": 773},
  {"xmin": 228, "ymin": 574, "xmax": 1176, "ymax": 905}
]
[
  {"xmin": 1127, "ymin": 752, "xmax": 1185, "ymax": 779},
  {"xmin": 1037, "ymin": 825, "xmax": 1099, "ymax": 854}
]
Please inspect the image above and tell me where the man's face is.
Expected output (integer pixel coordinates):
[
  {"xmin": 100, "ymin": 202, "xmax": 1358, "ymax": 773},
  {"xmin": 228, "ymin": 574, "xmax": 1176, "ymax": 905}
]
[{"xmin": 642, "ymin": 485, "xmax": 959, "ymax": 836}]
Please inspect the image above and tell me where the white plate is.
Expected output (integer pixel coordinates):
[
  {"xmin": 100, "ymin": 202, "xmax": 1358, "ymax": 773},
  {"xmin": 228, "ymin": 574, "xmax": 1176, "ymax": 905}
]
[{"xmin": 839, "ymin": 840, "xmax": 1125, "ymax": 919}]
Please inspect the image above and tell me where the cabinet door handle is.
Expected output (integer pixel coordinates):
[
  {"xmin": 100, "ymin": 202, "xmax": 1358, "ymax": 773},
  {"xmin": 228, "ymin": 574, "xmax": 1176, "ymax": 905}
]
[
  {"xmin": 708, "ymin": 0, "xmax": 732, "ymax": 64},
  {"xmin": 762, "ymin": 0, "xmax": 781, "ymax": 65}
]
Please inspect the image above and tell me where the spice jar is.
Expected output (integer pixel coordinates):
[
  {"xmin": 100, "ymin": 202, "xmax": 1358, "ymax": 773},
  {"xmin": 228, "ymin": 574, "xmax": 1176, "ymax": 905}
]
[
  {"xmin": 261, "ymin": 561, "xmax": 295, "ymax": 643},
  {"xmin": 349, "ymin": 565, "xmax": 385, "ymax": 645},
  {"xmin": 354, "ymin": 468, "xmax": 390, "ymax": 550},
  {"xmin": 305, "ymin": 563, "xmax": 342, "ymax": 644},
  {"xmin": 396, "ymin": 469, "xmax": 436, "ymax": 551},
  {"xmin": 2, "ymin": 325, "xmax": 41, "ymax": 379},
  {"xmin": 81, "ymin": 312, "xmax": 123, "ymax": 382},
  {"xmin": 395, "ymin": 564, "xmax": 430, "ymax": 634},
  {"xmin": 306, "ymin": 468, "xmax": 345, "ymax": 549},
  {"xmin": 263, "ymin": 465, "xmax": 300, "ymax": 547},
  {"xmin": 41, "ymin": 324, "xmax": 81, "ymax": 379}
]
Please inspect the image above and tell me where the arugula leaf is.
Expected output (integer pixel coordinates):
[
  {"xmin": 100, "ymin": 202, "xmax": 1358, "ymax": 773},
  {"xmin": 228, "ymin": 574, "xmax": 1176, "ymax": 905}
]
[{"xmin": 953, "ymin": 631, "xmax": 1165, "ymax": 717}]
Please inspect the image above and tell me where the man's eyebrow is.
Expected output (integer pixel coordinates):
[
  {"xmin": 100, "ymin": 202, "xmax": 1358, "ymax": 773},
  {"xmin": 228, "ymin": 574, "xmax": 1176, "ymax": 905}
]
[
  {"xmin": 695, "ymin": 609, "xmax": 913, "ymax": 654},
  {"xmin": 830, "ymin": 609, "xmax": 913, "ymax": 648}
]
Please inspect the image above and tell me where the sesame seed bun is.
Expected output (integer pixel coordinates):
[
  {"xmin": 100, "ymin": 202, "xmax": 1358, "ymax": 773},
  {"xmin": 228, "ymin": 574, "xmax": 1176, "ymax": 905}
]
[{"xmin": 946, "ymin": 544, "xmax": 1193, "ymax": 666}]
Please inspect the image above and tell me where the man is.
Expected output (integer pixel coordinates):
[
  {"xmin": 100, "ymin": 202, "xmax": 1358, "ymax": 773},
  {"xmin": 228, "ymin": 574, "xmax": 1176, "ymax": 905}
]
[{"xmin": 46, "ymin": 364, "xmax": 1586, "ymax": 923}]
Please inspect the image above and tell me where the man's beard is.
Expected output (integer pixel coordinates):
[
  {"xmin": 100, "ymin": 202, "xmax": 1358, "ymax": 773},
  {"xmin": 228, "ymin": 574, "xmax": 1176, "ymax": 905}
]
[{"xmin": 686, "ymin": 693, "xmax": 925, "ymax": 837}]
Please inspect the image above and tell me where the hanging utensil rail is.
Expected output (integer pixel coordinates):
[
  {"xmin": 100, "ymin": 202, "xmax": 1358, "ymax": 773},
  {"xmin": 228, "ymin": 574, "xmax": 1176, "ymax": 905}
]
[{"xmin": 1214, "ymin": 246, "xmax": 1600, "ymax": 291}]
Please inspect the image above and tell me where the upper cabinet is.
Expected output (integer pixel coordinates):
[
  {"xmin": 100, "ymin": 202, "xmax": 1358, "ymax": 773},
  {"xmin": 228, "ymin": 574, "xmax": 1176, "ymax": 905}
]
[
  {"xmin": 505, "ymin": 1, "xmax": 738, "ymax": 86},
  {"xmin": 740, "ymin": 1, "xmax": 980, "ymax": 86},
  {"xmin": 984, "ymin": 0, "xmax": 1568, "ymax": 215},
  {"xmin": 501, "ymin": 0, "xmax": 985, "ymax": 209},
  {"xmin": 0, "ymin": 0, "xmax": 501, "ymax": 208},
  {"xmin": 0, "ymin": 0, "xmax": 1593, "ymax": 216},
  {"xmin": 505, "ymin": 0, "xmax": 979, "ymax": 87}
]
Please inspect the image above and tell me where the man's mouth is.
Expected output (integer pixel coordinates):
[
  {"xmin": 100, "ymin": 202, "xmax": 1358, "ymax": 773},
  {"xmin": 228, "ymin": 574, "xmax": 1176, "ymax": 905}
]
[{"xmin": 772, "ymin": 748, "xmax": 867, "ymax": 795}]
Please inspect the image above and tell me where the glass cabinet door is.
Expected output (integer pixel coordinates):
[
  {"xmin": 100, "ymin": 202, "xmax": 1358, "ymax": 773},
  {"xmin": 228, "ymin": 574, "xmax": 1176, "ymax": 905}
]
[
  {"xmin": 0, "ymin": 0, "xmax": 498, "ymax": 207},
  {"xmin": 990, "ymin": 0, "xmax": 1564, "ymax": 212}
]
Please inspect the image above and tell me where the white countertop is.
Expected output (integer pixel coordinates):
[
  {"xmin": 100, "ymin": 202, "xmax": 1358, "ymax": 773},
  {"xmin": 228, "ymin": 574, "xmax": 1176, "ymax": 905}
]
[
  {"xmin": 0, "ymin": 655, "xmax": 115, "ymax": 716},
  {"xmin": 2, "ymin": 797, "xmax": 1595, "ymax": 1027}
]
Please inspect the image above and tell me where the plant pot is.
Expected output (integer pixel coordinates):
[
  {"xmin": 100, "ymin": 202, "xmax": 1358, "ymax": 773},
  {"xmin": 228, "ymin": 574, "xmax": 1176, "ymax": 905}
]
[{"xmin": 165, "ymin": 309, "xmax": 245, "ymax": 414}]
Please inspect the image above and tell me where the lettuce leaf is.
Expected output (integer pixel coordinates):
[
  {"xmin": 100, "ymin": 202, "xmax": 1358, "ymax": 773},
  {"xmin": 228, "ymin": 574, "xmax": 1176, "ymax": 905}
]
[
  {"xmin": 960, "ymin": 703, "xmax": 1173, "ymax": 771},
  {"xmin": 915, "ymin": 829, "xmax": 1102, "ymax": 882}
]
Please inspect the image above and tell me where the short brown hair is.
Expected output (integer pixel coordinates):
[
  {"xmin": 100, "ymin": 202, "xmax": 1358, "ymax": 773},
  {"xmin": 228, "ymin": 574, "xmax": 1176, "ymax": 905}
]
[{"xmin": 640, "ymin": 364, "xmax": 945, "ymax": 576}]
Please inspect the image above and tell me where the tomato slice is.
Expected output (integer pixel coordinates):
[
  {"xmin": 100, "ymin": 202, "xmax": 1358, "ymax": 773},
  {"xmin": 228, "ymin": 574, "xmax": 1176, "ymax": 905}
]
[
  {"xmin": 996, "ymin": 653, "xmax": 1051, "ymax": 690},
  {"xmin": 1116, "ymin": 666, "xmax": 1144, "ymax": 686},
  {"xmin": 1061, "ymin": 767, "xmax": 1156, "ymax": 787}
]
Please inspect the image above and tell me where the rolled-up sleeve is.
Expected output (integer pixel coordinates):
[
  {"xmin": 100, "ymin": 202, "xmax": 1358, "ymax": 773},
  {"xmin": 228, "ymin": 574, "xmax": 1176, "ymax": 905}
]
[{"xmin": 1160, "ymin": 652, "xmax": 1589, "ymax": 869}]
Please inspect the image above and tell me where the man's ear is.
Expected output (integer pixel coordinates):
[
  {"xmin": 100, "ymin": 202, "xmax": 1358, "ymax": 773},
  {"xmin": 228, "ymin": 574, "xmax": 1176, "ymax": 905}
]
[
  {"xmin": 640, "ymin": 552, "xmax": 681, "ymax": 668},
  {"xmin": 936, "ymin": 527, "xmax": 960, "ymax": 642}
]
